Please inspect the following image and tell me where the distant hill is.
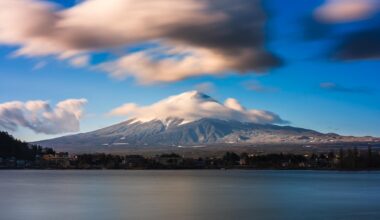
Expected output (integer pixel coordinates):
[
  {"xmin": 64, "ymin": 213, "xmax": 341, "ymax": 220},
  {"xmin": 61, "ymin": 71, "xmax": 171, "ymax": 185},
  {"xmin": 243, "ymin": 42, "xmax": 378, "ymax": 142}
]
[{"xmin": 0, "ymin": 131, "xmax": 54, "ymax": 160}]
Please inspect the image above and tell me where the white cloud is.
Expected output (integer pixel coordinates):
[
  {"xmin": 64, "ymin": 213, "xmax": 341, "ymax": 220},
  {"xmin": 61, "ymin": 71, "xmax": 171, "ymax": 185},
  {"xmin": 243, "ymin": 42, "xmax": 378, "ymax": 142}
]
[
  {"xmin": 69, "ymin": 55, "xmax": 89, "ymax": 67},
  {"xmin": 109, "ymin": 91, "xmax": 286, "ymax": 124},
  {"xmin": 99, "ymin": 45, "xmax": 235, "ymax": 83},
  {"xmin": 0, "ymin": 0, "xmax": 223, "ymax": 57},
  {"xmin": 224, "ymin": 98, "xmax": 245, "ymax": 112},
  {"xmin": 0, "ymin": 98, "xmax": 87, "ymax": 134},
  {"xmin": 315, "ymin": 0, "xmax": 379, "ymax": 23},
  {"xmin": 0, "ymin": 0, "xmax": 281, "ymax": 83}
]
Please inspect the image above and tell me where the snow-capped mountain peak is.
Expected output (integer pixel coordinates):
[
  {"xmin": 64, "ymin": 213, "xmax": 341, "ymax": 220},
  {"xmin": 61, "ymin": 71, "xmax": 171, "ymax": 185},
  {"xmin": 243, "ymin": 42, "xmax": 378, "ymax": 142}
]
[
  {"xmin": 110, "ymin": 91, "xmax": 286, "ymax": 125},
  {"xmin": 35, "ymin": 92, "xmax": 380, "ymax": 151}
]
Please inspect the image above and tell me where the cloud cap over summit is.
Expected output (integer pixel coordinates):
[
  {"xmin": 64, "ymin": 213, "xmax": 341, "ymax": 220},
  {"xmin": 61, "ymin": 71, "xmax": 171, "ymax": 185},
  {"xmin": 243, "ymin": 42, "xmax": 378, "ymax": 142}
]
[{"xmin": 110, "ymin": 91, "xmax": 286, "ymax": 124}]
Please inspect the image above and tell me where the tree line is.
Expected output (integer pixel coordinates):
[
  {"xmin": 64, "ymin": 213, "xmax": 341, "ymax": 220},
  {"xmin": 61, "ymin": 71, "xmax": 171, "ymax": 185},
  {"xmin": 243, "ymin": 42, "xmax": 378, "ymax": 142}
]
[
  {"xmin": 0, "ymin": 131, "xmax": 55, "ymax": 161},
  {"xmin": 1, "ymin": 131, "xmax": 380, "ymax": 170}
]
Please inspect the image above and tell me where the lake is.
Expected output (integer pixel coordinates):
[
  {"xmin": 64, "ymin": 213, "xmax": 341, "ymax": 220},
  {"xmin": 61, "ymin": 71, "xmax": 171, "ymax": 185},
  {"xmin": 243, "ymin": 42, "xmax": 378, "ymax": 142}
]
[{"xmin": 0, "ymin": 170, "xmax": 380, "ymax": 220}]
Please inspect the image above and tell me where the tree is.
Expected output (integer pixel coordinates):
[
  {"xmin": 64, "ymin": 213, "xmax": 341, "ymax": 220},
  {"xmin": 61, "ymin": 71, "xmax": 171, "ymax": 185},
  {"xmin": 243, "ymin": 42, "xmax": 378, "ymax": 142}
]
[
  {"xmin": 0, "ymin": 131, "xmax": 54, "ymax": 161},
  {"xmin": 339, "ymin": 148, "xmax": 344, "ymax": 169},
  {"xmin": 368, "ymin": 146, "xmax": 373, "ymax": 169},
  {"xmin": 223, "ymin": 152, "xmax": 240, "ymax": 166}
]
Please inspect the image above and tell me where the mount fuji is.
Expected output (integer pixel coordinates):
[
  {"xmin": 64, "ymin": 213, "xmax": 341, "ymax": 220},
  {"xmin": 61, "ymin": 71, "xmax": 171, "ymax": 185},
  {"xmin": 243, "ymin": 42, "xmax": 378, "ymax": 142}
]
[{"xmin": 35, "ymin": 91, "xmax": 379, "ymax": 151}]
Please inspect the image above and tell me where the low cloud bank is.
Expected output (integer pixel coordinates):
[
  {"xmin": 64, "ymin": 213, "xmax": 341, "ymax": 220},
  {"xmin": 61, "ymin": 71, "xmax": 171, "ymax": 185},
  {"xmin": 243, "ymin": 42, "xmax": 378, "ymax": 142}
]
[{"xmin": 0, "ymin": 99, "xmax": 87, "ymax": 134}]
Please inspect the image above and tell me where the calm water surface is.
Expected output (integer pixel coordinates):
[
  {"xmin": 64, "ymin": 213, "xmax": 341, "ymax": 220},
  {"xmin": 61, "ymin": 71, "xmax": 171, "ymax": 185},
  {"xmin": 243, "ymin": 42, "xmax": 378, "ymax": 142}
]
[{"xmin": 0, "ymin": 170, "xmax": 380, "ymax": 220}]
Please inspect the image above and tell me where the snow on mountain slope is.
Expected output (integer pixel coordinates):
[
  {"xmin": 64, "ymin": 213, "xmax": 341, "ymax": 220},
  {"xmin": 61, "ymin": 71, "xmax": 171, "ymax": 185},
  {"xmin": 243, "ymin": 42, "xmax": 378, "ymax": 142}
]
[
  {"xmin": 109, "ymin": 91, "xmax": 286, "ymax": 124},
  {"xmin": 35, "ymin": 91, "xmax": 379, "ymax": 149}
]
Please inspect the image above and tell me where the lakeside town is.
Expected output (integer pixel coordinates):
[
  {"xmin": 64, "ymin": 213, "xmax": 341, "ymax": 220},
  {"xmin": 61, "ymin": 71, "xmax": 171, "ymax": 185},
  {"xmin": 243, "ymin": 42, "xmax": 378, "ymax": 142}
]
[{"xmin": 1, "ymin": 131, "xmax": 380, "ymax": 170}]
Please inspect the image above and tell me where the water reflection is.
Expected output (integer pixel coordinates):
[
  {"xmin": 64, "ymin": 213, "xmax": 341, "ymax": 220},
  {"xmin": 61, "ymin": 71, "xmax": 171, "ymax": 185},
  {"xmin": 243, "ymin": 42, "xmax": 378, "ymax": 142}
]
[{"xmin": 1, "ymin": 170, "xmax": 380, "ymax": 220}]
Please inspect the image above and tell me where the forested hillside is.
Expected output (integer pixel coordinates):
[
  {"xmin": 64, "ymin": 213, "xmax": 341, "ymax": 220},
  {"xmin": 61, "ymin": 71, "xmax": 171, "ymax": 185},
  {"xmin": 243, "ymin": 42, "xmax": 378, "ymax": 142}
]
[{"xmin": 0, "ymin": 131, "xmax": 54, "ymax": 160}]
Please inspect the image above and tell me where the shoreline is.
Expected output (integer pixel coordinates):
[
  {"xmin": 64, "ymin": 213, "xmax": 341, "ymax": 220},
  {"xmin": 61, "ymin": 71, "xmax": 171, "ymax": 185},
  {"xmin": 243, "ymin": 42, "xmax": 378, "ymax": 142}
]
[{"xmin": 2, "ymin": 168, "xmax": 380, "ymax": 171}]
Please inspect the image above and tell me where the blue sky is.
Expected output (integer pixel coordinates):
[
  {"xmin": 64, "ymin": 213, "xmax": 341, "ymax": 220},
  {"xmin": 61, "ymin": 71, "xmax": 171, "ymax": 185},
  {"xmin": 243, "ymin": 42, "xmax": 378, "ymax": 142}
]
[{"xmin": 0, "ymin": 0, "xmax": 379, "ymax": 141}]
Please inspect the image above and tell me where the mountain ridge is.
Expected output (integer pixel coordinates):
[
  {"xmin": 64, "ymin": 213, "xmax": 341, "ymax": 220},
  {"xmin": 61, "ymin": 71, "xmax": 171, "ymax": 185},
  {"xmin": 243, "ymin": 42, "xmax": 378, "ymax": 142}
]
[
  {"xmin": 35, "ymin": 117, "xmax": 378, "ymax": 150},
  {"xmin": 34, "ymin": 91, "xmax": 380, "ymax": 151}
]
